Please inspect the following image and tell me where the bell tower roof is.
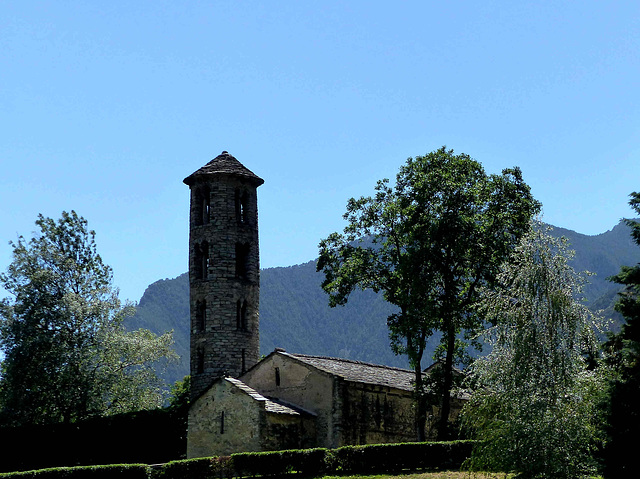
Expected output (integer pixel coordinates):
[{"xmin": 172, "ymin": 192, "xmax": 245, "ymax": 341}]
[{"xmin": 183, "ymin": 151, "xmax": 264, "ymax": 187}]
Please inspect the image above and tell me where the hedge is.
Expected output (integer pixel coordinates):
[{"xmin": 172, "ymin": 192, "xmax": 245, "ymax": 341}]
[
  {"xmin": 0, "ymin": 464, "xmax": 150, "ymax": 479},
  {"xmin": 0, "ymin": 441, "xmax": 474, "ymax": 479}
]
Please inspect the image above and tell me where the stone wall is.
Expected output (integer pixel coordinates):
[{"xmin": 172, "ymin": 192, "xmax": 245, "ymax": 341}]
[
  {"xmin": 187, "ymin": 175, "xmax": 261, "ymax": 399},
  {"xmin": 339, "ymin": 381, "xmax": 416, "ymax": 446},
  {"xmin": 187, "ymin": 379, "xmax": 261, "ymax": 458},
  {"xmin": 241, "ymin": 353, "xmax": 337, "ymax": 447}
]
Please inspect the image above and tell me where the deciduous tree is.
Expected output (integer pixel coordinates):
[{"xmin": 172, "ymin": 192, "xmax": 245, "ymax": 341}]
[
  {"xmin": 0, "ymin": 211, "xmax": 176, "ymax": 426},
  {"xmin": 317, "ymin": 147, "xmax": 540, "ymax": 439},
  {"xmin": 463, "ymin": 224, "xmax": 603, "ymax": 478}
]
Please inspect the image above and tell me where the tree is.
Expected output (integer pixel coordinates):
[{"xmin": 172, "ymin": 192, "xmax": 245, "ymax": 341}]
[
  {"xmin": 317, "ymin": 147, "xmax": 540, "ymax": 439},
  {"xmin": 0, "ymin": 211, "xmax": 176, "ymax": 426},
  {"xmin": 463, "ymin": 224, "xmax": 603, "ymax": 478},
  {"xmin": 602, "ymin": 191, "xmax": 640, "ymax": 477}
]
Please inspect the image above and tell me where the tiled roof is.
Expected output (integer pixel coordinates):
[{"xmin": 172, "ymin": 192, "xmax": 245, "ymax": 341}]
[
  {"xmin": 183, "ymin": 151, "xmax": 264, "ymax": 186},
  {"xmin": 282, "ymin": 352, "xmax": 418, "ymax": 392},
  {"xmin": 224, "ymin": 377, "xmax": 303, "ymax": 415}
]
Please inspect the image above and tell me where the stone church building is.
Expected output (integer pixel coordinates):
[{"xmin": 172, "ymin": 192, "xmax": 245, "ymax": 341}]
[{"xmin": 184, "ymin": 152, "xmax": 465, "ymax": 458}]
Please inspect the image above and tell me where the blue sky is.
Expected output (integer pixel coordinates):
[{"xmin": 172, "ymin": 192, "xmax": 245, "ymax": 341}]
[{"xmin": 1, "ymin": 1, "xmax": 639, "ymax": 303}]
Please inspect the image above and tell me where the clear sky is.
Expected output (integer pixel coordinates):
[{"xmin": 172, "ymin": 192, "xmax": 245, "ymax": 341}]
[{"xmin": 1, "ymin": 1, "xmax": 639, "ymax": 303}]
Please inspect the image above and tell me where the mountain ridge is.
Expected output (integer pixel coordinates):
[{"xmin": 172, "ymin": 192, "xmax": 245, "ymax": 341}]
[{"xmin": 127, "ymin": 220, "xmax": 640, "ymax": 387}]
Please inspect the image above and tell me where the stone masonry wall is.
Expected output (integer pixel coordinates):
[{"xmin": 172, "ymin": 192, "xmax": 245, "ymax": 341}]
[{"xmin": 188, "ymin": 175, "xmax": 261, "ymax": 399}]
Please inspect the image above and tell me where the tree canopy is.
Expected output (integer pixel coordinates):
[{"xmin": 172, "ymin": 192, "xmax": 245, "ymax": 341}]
[
  {"xmin": 317, "ymin": 147, "xmax": 541, "ymax": 439},
  {"xmin": 463, "ymin": 224, "xmax": 603, "ymax": 478},
  {"xmin": 0, "ymin": 211, "xmax": 176, "ymax": 426}
]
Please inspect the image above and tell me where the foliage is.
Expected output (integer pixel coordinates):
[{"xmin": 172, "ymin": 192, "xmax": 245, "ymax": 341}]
[
  {"xmin": 463, "ymin": 223, "xmax": 604, "ymax": 478},
  {"xmin": 317, "ymin": 147, "xmax": 540, "ymax": 439},
  {"xmin": 601, "ymin": 191, "xmax": 640, "ymax": 478},
  {"xmin": 167, "ymin": 375, "xmax": 191, "ymax": 412},
  {"xmin": 0, "ymin": 464, "xmax": 150, "ymax": 479},
  {"xmin": 150, "ymin": 441, "xmax": 473, "ymax": 478},
  {"xmin": 0, "ymin": 407, "xmax": 187, "ymax": 472},
  {"xmin": 0, "ymin": 211, "xmax": 176, "ymax": 426}
]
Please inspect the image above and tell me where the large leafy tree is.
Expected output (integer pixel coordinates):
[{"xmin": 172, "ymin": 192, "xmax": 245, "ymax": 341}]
[
  {"xmin": 463, "ymin": 224, "xmax": 603, "ymax": 479},
  {"xmin": 602, "ymin": 192, "xmax": 640, "ymax": 477},
  {"xmin": 317, "ymin": 147, "xmax": 540, "ymax": 439},
  {"xmin": 0, "ymin": 211, "xmax": 176, "ymax": 426}
]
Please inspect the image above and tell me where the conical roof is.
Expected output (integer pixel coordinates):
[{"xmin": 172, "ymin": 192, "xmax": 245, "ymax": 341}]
[{"xmin": 183, "ymin": 151, "xmax": 264, "ymax": 186}]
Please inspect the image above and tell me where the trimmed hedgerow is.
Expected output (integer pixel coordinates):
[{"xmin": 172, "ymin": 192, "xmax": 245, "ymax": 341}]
[
  {"xmin": 328, "ymin": 441, "xmax": 474, "ymax": 474},
  {"xmin": 0, "ymin": 464, "xmax": 150, "ymax": 479},
  {"xmin": 231, "ymin": 448, "xmax": 327, "ymax": 477},
  {"xmin": 150, "ymin": 456, "xmax": 232, "ymax": 479},
  {"xmin": 0, "ymin": 441, "xmax": 474, "ymax": 478}
]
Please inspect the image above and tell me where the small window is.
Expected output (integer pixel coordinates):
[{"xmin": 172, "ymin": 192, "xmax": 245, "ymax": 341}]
[
  {"xmin": 241, "ymin": 349, "xmax": 246, "ymax": 374},
  {"xmin": 196, "ymin": 348, "xmax": 204, "ymax": 374},
  {"xmin": 196, "ymin": 300, "xmax": 206, "ymax": 332},
  {"xmin": 194, "ymin": 187, "xmax": 211, "ymax": 226},
  {"xmin": 202, "ymin": 195, "xmax": 210, "ymax": 225},
  {"xmin": 235, "ymin": 243, "xmax": 250, "ymax": 278},
  {"xmin": 275, "ymin": 367, "xmax": 281, "ymax": 387},
  {"xmin": 235, "ymin": 189, "xmax": 249, "ymax": 224},
  {"xmin": 236, "ymin": 300, "xmax": 248, "ymax": 331},
  {"xmin": 195, "ymin": 242, "xmax": 210, "ymax": 280},
  {"xmin": 220, "ymin": 411, "xmax": 225, "ymax": 434}
]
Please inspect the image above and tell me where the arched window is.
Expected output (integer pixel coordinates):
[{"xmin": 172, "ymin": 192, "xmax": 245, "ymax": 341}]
[
  {"xmin": 235, "ymin": 189, "xmax": 249, "ymax": 225},
  {"xmin": 195, "ymin": 242, "xmax": 210, "ymax": 280},
  {"xmin": 194, "ymin": 187, "xmax": 211, "ymax": 226},
  {"xmin": 235, "ymin": 242, "xmax": 249, "ymax": 279},
  {"xmin": 196, "ymin": 299, "xmax": 206, "ymax": 332},
  {"xmin": 201, "ymin": 190, "xmax": 210, "ymax": 225},
  {"xmin": 236, "ymin": 299, "xmax": 248, "ymax": 331},
  {"xmin": 196, "ymin": 347, "xmax": 205, "ymax": 374}
]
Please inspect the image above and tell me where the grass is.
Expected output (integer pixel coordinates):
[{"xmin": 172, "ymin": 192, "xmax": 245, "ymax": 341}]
[{"xmin": 319, "ymin": 473, "xmax": 512, "ymax": 479}]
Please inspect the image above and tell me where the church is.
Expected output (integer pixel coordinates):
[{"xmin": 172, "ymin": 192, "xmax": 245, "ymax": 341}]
[{"xmin": 183, "ymin": 152, "xmax": 466, "ymax": 458}]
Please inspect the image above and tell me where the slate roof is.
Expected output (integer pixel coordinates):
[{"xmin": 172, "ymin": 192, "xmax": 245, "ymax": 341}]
[
  {"xmin": 281, "ymin": 352, "xmax": 418, "ymax": 392},
  {"xmin": 224, "ymin": 377, "xmax": 307, "ymax": 415},
  {"xmin": 183, "ymin": 151, "xmax": 264, "ymax": 186}
]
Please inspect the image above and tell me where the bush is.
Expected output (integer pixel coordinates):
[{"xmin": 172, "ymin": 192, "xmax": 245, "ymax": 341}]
[
  {"xmin": 328, "ymin": 441, "xmax": 474, "ymax": 474},
  {"xmin": 231, "ymin": 448, "xmax": 327, "ymax": 477},
  {"xmin": 0, "ymin": 464, "xmax": 150, "ymax": 479},
  {"xmin": 151, "ymin": 457, "xmax": 231, "ymax": 479}
]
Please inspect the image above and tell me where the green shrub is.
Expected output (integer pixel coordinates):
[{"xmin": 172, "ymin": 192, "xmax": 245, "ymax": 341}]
[
  {"xmin": 231, "ymin": 448, "xmax": 327, "ymax": 477},
  {"xmin": 327, "ymin": 441, "xmax": 474, "ymax": 474},
  {"xmin": 151, "ymin": 457, "xmax": 231, "ymax": 479},
  {"xmin": 0, "ymin": 464, "xmax": 150, "ymax": 479}
]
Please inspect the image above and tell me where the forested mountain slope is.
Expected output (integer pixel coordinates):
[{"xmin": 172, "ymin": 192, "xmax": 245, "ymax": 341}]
[{"xmin": 126, "ymin": 221, "xmax": 640, "ymax": 387}]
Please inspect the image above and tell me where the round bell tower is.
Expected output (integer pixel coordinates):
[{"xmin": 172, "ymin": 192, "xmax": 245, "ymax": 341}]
[{"xmin": 183, "ymin": 151, "xmax": 264, "ymax": 399}]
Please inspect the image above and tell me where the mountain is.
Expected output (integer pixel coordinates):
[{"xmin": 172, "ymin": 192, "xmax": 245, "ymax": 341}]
[{"xmin": 126, "ymin": 220, "xmax": 640, "ymax": 387}]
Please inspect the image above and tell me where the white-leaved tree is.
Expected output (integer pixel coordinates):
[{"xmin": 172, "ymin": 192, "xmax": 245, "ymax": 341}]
[
  {"xmin": 0, "ymin": 211, "xmax": 176, "ymax": 426},
  {"xmin": 463, "ymin": 222, "xmax": 605, "ymax": 479}
]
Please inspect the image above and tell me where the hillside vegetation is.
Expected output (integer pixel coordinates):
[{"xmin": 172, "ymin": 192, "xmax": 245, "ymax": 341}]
[{"xmin": 126, "ymin": 221, "xmax": 640, "ymax": 386}]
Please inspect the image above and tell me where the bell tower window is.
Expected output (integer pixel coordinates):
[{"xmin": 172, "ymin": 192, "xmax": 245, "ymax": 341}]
[
  {"xmin": 196, "ymin": 347, "xmax": 205, "ymax": 374},
  {"xmin": 235, "ymin": 189, "xmax": 249, "ymax": 225},
  {"xmin": 194, "ymin": 187, "xmax": 211, "ymax": 226},
  {"xmin": 235, "ymin": 242, "xmax": 250, "ymax": 279},
  {"xmin": 196, "ymin": 300, "xmax": 206, "ymax": 332},
  {"xmin": 236, "ymin": 299, "xmax": 248, "ymax": 331},
  {"xmin": 195, "ymin": 242, "xmax": 210, "ymax": 280}
]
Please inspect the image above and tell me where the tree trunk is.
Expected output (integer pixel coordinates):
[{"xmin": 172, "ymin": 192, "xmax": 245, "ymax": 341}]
[
  {"xmin": 414, "ymin": 362, "xmax": 426, "ymax": 441},
  {"xmin": 437, "ymin": 324, "xmax": 456, "ymax": 440}
]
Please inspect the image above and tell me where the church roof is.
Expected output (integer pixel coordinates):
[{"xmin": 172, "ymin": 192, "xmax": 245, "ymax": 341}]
[
  {"xmin": 224, "ymin": 377, "xmax": 308, "ymax": 415},
  {"xmin": 183, "ymin": 151, "xmax": 264, "ymax": 186},
  {"xmin": 281, "ymin": 352, "xmax": 418, "ymax": 392}
]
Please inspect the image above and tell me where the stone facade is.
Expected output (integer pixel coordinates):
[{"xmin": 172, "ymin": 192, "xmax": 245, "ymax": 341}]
[
  {"xmin": 240, "ymin": 350, "xmax": 419, "ymax": 448},
  {"xmin": 187, "ymin": 376, "xmax": 315, "ymax": 458},
  {"xmin": 183, "ymin": 152, "xmax": 263, "ymax": 400}
]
